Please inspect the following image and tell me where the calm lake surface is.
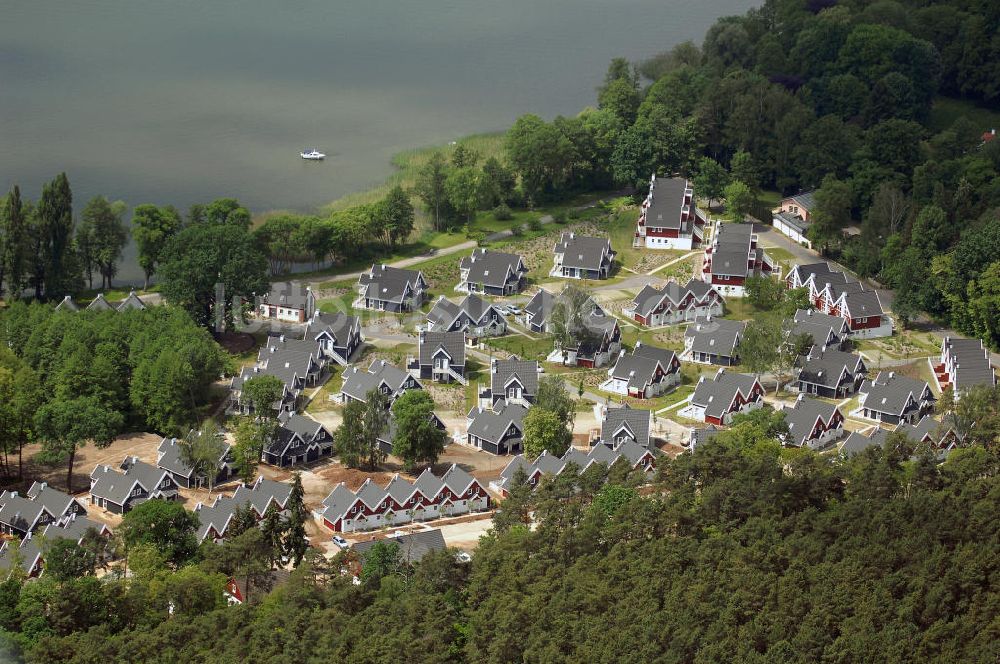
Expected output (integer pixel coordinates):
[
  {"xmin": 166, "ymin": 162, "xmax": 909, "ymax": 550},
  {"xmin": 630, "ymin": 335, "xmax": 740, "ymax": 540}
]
[{"xmin": 1, "ymin": 0, "xmax": 755, "ymax": 283}]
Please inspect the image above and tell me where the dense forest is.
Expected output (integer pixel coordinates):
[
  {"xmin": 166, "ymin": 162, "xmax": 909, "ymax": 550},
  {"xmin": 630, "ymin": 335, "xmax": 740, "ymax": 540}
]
[
  {"xmin": 0, "ymin": 303, "xmax": 228, "ymax": 489},
  {"xmin": 1, "ymin": 415, "xmax": 997, "ymax": 663}
]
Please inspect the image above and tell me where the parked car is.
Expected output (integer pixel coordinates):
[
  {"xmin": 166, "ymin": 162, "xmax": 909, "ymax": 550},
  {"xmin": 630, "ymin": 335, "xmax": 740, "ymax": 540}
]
[
  {"xmin": 332, "ymin": 535, "xmax": 349, "ymax": 549},
  {"xmin": 507, "ymin": 305, "xmax": 522, "ymax": 315},
  {"xmin": 455, "ymin": 551, "xmax": 472, "ymax": 563}
]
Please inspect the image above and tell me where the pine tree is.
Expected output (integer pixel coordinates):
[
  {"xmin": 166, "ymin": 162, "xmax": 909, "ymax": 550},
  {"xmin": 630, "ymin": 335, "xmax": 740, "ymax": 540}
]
[
  {"xmin": 283, "ymin": 472, "xmax": 308, "ymax": 566},
  {"xmin": 260, "ymin": 503, "xmax": 284, "ymax": 567}
]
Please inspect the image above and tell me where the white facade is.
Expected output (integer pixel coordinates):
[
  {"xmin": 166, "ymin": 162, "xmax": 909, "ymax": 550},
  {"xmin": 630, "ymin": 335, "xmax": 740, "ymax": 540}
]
[{"xmin": 772, "ymin": 214, "xmax": 812, "ymax": 249}]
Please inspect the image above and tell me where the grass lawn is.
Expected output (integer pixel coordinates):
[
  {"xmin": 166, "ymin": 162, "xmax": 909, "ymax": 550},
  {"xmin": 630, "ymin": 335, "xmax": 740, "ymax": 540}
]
[
  {"xmin": 928, "ymin": 96, "xmax": 1000, "ymax": 133},
  {"xmin": 722, "ymin": 297, "xmax": 769, "ymax": 322},
  {"xmin": 765, "ymin": 247, "xmax": 797, "ymax": 269},
  {"xmin": 306, "ymin": 381, "xmax": 342, "ymax": 413},
  {"xmin": 855, "ymin": 330, "xmax": 941, "ymax": 364},
  {"xmin": 483, "ymin": 334, "xmax": 553, "ymax": 361}
]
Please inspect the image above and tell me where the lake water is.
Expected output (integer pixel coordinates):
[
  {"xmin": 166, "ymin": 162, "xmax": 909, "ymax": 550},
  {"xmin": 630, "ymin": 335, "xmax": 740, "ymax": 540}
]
[{"xmin": 1, "ymin": 0, "xmax": 755, "ymax": 283}]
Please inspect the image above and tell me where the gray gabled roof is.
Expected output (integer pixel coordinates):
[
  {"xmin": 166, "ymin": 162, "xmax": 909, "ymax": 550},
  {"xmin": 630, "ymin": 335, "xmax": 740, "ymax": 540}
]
[
  {"xmin": 358, "ymin": 265, "xmax": 426, "ymax": 303},
  {"xmin": 441, "ymin": 463, "xmax": 479, "ymax": 496},
  {"xmin": 942, "ymin": 337, "xmax": 996, "ymax": 390},
  {"xmin": 356, "ymin": 478, "xmax": 389, "ymax": 511},
  {"xmin": 643, "ymin": 176, "xmax": 689, "ymax": 231},
  {"xmin": 260, "ymin": 335, "xmax": 323, "ymax": 361},
  {"xmin": 706, "ymin": 223, "xmax": 756, "ymax": 278},
  {"xmin": 793, "ymin": 309, "xmax": 849, "ymax": 335},
  {"xmin": 232, "ymin": 477, "xmax": 292, "ymax": 516},
  {"xmin": 795, "ymin": 347, "xmax": 865, "ymax": 389},
  {"xmin": 631, "ymin": 279, "xmax": 719, "ymax": 317},
  {"xmin": 490, "ymin": 358, "xmax": 540, "ymax": 397},
  {"xmin": 413, "ymin": 469, "xmax": 445, "ymax": 501},
  {"xmin": 841, "ymin": 290, "xmax": 885, "ymax": 318},
  {"xmin": 614, "ymin": 439, "xmax": 657, "ymax": 468},
  {"xmin": 116, "ymin": 291, "xmax": 148, "ymax": 312},
  {"xmin": 895, "ymin": 415, "xmax": 955, "ymax": 446},
  {"xmin": 194, "ymin": 495, "xmax": 240, "ymax": 542},
  {"xmin": 689, "ymin": 424, "xmax": 722, "ymax": 448},
  {"xmin": 602, "ymin": 406, "xmax": 651, "ymax": 447},
  {"xmin": 785, "ymin": 190, "xmax": 816, "ymax": 211},
  {"xmin": 840, "ymin": 427, "xmax": 890, "ymax": 456},
  {"xmin": 54, "ymin": 295, "xmax": 79, "ymax": 312},
  {"xmin": 43, "ymin": 515, "xmax": 109, "ymax": 542},
  {"xmin": 85, "ymin": 293, "xmax": 114, "ymax": 312},
  {"xmin": 553, "ymin": 233, "xmax": 614, "ymax": 271},
  {"xmin": 352, "ymin": 529, "xmax": 447, "ymax": 565},
  {"xmin": 691, "ymin": 371, "xmax": 761, "ymax": 420},
  {"xmin": 610, "ymin": 343, "xmax": 677, "ymax": 390},
  {"xmin": 773, "ymin": 210, "xmax": 811, "ymax": 234},
  {"xmin": 428, "ymin": 294, "xmax": 502, "ymax": 329},
  {"xmin": 25, "ymin": 482, "xmax": 81, "ymax": 520},
  {"xmin": 90, "ymin": 459, "xmax": 173, "ymax": 507},
  {"xmin": 341, "ymin": 360, "xmax": 417, "ymax": 402},
  {"xmin": 418, "ymin": 331, "xmax": 466, "ymax": 368},
  {"xmin": 467, "ymin": 404, "xmax": 527, "ymax": 444},
  {"xmin": 460, "ymin": 249, "xmax": 525, "ymax": 288},
  {"xmin": 499, "ymin": 455, "xmax": 531, "ymax": 481},
  {"xmin": 260, "ymin": 281, "xmax": 311, "ymax": 310},
  {"xmin": 782, "ymin": 396, "xmax": 840, "ymax": 447},
  {"xmin": 384, "ymin": 475, "xmax": 417, "ymax": 505},
  {"xmin": 157, "ymin": 433, "xmax": 231, "ymax": 480},
  {"xmin": 787, "ymin": 262, "xmax": 838, "ymax": 286},
  {"xmin": 524, "ymin": 289, "xmax": 553, "ymax": 322},
  {"xmin": 277, "ymin": 412, "xmax": 328, "ymax": 442},
  {"xmin": 860, "ymin": 372, "xmax": 933, "ymax": 416},
  {"xmin": 0, "ymin": 491, "xmax": 47, "ymax": 533},
  {"xmin": 304, "ymin": 311, "xmax": 360, "ymax": 349},
  {"xmin": 685, "ymin": 318, "xmax": 745, "ymax": 358}
]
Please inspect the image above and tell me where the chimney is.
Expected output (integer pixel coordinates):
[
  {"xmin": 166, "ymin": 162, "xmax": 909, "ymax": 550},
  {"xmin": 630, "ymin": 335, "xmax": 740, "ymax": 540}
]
[{"xmin": 39, "ymin": 482, "xmax": 46, "ymax": 491}]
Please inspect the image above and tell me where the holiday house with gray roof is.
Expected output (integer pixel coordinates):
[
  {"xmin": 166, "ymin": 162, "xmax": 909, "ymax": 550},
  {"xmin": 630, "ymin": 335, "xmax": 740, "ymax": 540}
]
[
  {"xmin": 789, "ymin": 308, "xmax": 850, "ymax": 351},
  {"xmin": 598, "ymin": 406, "xmax": 652, "ymax": 448},
  {"xmin": 232, "ymin": 476, "xmax": 292, "ymax": 519},
  {"xmin": 90, "ymin": 457, "xmax": 180, "ymax": 514},
  {"xmin": 0, "ymin": 483, "xmax": 86, "ymax": 539},
  {"xmin": 855, "ymin": 371, "xmax": 935, "ymax": 425},
  {"xmin": 316, "ymin": 465, "xmax": 489, "ymax": 533},
  {"xmin": 682, "ymin": 369, "xmax": 764, "ymax": 425},
  {"xmin": 791, "ymin": 347, "xmax": 867, "ymax": 399},
  {"xmin": 303, "ymin": 311, "xmax": 364, "ymax": 366},
  {"xmin": 466, "ymin": 403, "xmax": 528, "ymax": 455},
  {"xmin": 894, "ymin": 415, "xmax": 959, "ymax": 450},
  {"xmin": 935, "ymin": 336, "xmax": 996, "ymax": 398},
  {"xmin": 683, "ymin": 317, "xmax": 745, "ymax": 366},
  {"xmin": 257, "ymin": 281, "xmax": 315, "ymax": 323},
  {"xmin": 779, "ymin": 395, "xmax": 845, "ymax": 450},
  {"xmin": 785, "ymin": 262, "xmax": 892, "ymax": 338},
  {"xmin": 600, "ymin": 342, "xmax": 681, "ymax": 399},
  {"xmin": 156, "ymin": 433, "xmax": 235, "ymax": 489},
  {"xmin": 340, "ymin": 360, "xmax": 423, "ymax": 407},
  {"xmin": 0, "ymin": 515, "xmax": 110, "ymax": 579},
  {"xmin": 777, "ymin": 190, "xmax": 816, "ymax": 222},
  {"xmin": 54, "ymin": 295, "xmax": 79, "ymax": 312},
  {"xmin": 839, "ymin": 427, "xmax": 890, "ymax": 457},
  {"xmin": 492, "ymin": 440, "xmax": 658, "ymax": 497},
  {"xmin": 479, "ymin": 357, "xmax": 540, "ymax": 409},
  {"xmin": 426, "ymin": 294, "xmax": 506, "ymax": 338},
  {"xmin": 86, "ymin": 293, "xmax": 115, "ymax": 312},
  {"xmin": 625, "ymin": 278, "xmax": 723, "ymax": 327},
  {"xmin": 700, "ymin": 222, "xmax": 775, "ymax": 297},
  {"xmin": 375, "ymin": 410, "xmax": 446, "ymax": 456},
  {"xmin": 550, "ymin": 232, "xmax": 615, "ymax": 280},
  {"xmin": 634, "ymin": 174, "xmax": 706, "ymax": 250},
  {"xmin": 525, "ymin": 286, "xmax": 621, "ymax": 367},
  {"xmin": 230, "ymin": 362, "xmax": 303, "ymax": 415},
  {"xmin": 116, "ymin": 291, "xmax": 148, "ymax": 312},
  {"xmin": 408, "ymin": 330, "xmax": 467, "ymax": 384},
  {"xmin": 350, "ymin": 528, "xmax": 447, "ymax": 572},
  {"xmin": 457, "ymin": 248, "xmax": 528, "ymax": 295},
  {"xmin": 262, "ymin": 412, "xmax": 333, "ymax": 467},
  {"xmin": 355, "ymin": 264, "xmax": 428, "ymax": 312}
]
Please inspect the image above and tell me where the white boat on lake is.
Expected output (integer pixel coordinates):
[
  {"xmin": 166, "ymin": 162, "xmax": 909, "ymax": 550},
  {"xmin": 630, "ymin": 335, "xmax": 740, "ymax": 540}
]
[{"xmin": 300, "ymin": 148, "xmax": 325, "ymax": 160}]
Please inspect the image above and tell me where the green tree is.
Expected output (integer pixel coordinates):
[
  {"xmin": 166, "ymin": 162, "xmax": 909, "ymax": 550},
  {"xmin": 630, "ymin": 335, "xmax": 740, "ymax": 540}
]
[
  {"xmin": 0, "ymin": 186, "xmax": 29, "ymax": 299},
  {"xmin": 131, "ymin": 204, "xmax": 182, "ymax": 289},
  {"xmin": 506, "ymin": 114, "xmax": 576, "ymax": 202},
  {"xmin": 445, "ymin": 167, "xmax": 482, "ymax": 226},
  {"xmin": 415, "ymin": 152, "xmax": 450, "ymax": 231},
  {"xmin": 723, "ymin": 180, "xmax": 754, "ymax": 220},
  {"xmin": 744, "ymin": 275, "xmax": 785, "ymax": 311},
  {"xmin": 451, "ymin": 144, "xmax": 480, "ymax": 169},
  {"xmin": 693, "ymin": 157, "xmax": 729, "ymax": 209},
  {"xmin": 283, "ymin": 472, "xmax": 308, "ymax": 566},
  {"xmin": 536, "ymin": 375, "xmax": 575, "ymax": 429},
  {"xmin": 359, "ymin": 540, "xmax": 402, "ymax": 587},
  {"xmin": 260, "ymin": 503, "xmax": 285, "ymax": 567},
  {"xmin": 179, "ymin": 420, "xmax": 227, "ymax": 493},
  {"xmin": 807, "ymin": 174, "xmax": 852, "ymax": 254},
  {"xmin": 740, "ymin": 317, "xmax": 781, "ymax": 379},
  {"xmin": 480, "ymin": 157, "xmax": 517, "ymax": 207},
  {"xmin": 378, "ymin": 185, "xmax": 415, "ymax": 248},
  {"xmin": 35, "ymin": 173, "xmax": 79, "ymax": 299},
  {"xmin": 200, "ymin": 527, "xmax": 275, "ymax": 605},
  {"xmin": 120, "ymin": 499, "xmax": 199, "ymax": 567},
  {"xmin": 158, "ymin": 222, "xmax": 269, "ymax": 328},
  {"xmin": 0, "ymin": 353, "xmax": 42, "ymax": 480},
  {"xmin": 597, "ymin": 58, "xmax": 640, "ymax": 124},
  {"xmin": 79, "ymin": 196, "xmax": 129, "ymax": 290},
  {"xmin": 549, "ymin": 286, "xmax": 602, "ymax": 363},
  {"xmin": 34, "ymin": 396, "xmax": 123, "ymax": 492},
  {"xmin": 241, "ymin": 375, "xmax": 285, "ymax": 418},
  {"xmin": 335, "ymin": 389, "xmax": 389, "ymax": 470},
  {"xmin": 391, "ymin": 390, "xmax": 447, "ymax": 471},
  {"xmin": 42, "ymin": 538, "xmax": 97, "ymax": 581},
  {"xmin": 232, "ymin": 417, "xmax": 274, "ymax": 485},
  {"xmin": 729, "ymin": 151, "xmax": 760, "ymax": 193},
  {"xmin": 522, "ymin": 408, "xmax": 570, "ymax": 459},
  {"xmin": 591, "ymin": 484, "xmax": 638, "ymax": 517}
]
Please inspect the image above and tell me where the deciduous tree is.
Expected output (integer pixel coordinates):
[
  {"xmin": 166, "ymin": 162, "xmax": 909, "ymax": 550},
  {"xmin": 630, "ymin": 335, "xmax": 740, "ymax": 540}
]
[{"xmin": 391, "ymin": 390, "xmax": 447, "ymax": 471}]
